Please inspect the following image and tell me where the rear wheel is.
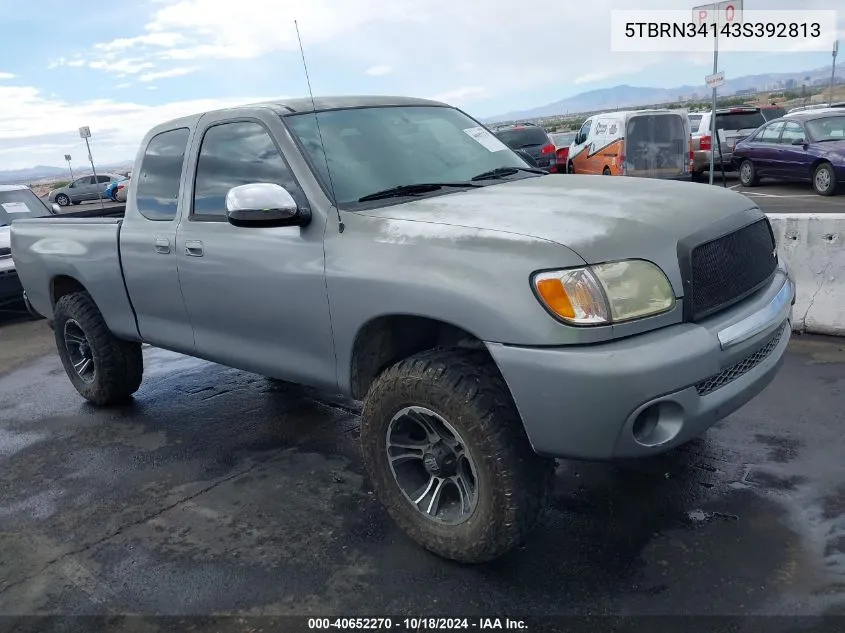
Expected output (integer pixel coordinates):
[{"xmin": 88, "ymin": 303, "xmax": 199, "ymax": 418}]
[
  {"xmin": 813, "ymin": 162, "xmax": 837, "ymax": 196},
  {"xmin": 360, "ymin": 349, "xmax": 555, "ymax": 563},
  {"xmin": 53, "ymin": 291, "xmax": 144, "ymax": 406},
  {"xmin": 739, "ymin": 159, "xmax": 759, "ymax": 187},
  {"xmin": 602, "ymin": 167, "xmax": 611, "ymax": 175},
  {"xmin": 567, "ymin": 161, "xmax": 574, "ymax": 174}
]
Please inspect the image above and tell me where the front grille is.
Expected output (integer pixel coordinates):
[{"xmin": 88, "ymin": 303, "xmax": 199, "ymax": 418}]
[
  {"xmin": 688, "ymin": 219, "xmax": 777, "ymax": 320},
  {"xmin": 0, "ymin": 246, "xmax": 10, "ymax": 259},
  {"xmin": 695, "ymin": 325, "xmax": 786, "ymax": 396}
]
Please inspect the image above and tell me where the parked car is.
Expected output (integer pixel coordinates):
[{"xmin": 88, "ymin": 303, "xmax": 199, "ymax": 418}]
[
  {"xmin": 690, "ymin": 107, "xmax": 767, "ymax": 181},
  {"xmin": 784, "ymin": 104, "xmax": 845, "ymax": 118},
  {"xmin": 0, "ymin": 185, "xmax": 61, "ymax": 306},
  {"xmin": 491, "ymin": 123, "xmax": 557, "ymax": 172},
  {"xmin": 549, "ymin": 131, "xmax": 577, "ymax": 172},
  {"xmin": 567, "ymin": 109, "xmax": 692, "ymax": 180},
  {"xmin": 104, "ymin": 176, "xmax": 127, "ymax": 201},
  {"xmin": 11, "ymin": 96, "xmax": 793, "ymax": 563},
  {"xmin": 733, "ymin": 111, "xmax": 845, "ymax": 196},
  {"xmin": 114, "ymin": 178, "xmax": 130, "ymax": 202},
  {"xmin": 48, "ymin": 173, "xmax": 124, "ymax": 206}
]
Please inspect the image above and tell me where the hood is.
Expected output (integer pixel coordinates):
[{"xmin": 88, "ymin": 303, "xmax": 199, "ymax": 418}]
[{"xmin": 357, "ymin": 175, "xmax": 764, "ymax": 296}]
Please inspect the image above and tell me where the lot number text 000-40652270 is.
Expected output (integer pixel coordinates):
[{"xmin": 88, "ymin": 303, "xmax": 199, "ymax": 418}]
[{"xmin": 610, "ymin": 9, "xmax": 837, "ymax": 53}]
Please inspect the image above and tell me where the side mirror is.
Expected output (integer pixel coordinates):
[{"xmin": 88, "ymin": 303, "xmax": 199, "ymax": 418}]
[
  {"xmin": 51, "ymin": 203, "xmax": 61, "ymax": 213},
  {"xmin": 791, "ymin": 138, "xmax": 806, "ymax": 146},
  {"xmin": 516, "ymin": 150, "xmax": 539, "ymax": 168},
  {"xmin": 225, "ymin": 183, "xmax": 311, "ymax": 228}
]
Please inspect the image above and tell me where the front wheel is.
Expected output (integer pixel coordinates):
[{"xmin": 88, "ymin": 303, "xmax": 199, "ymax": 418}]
[
  {"xmin": 54, "ymin": 291, "xmax": 144, "ymax": 406},
  {"xmin": 55, "ymin": 194, "xmax": 70, "ymax": 206},
  {"xmin": 567, "ymin": 161, "xmax": 574, "ymax": 174},
  {"xmin": 602, "ymin": 167, "xmax": 611, "ymax": 175},
  {"xmin": 813, "ymin": 162, "xmax": 837, "ymax": 196},
  {"xmin": 739, "ymin": 159, "xmax": 759, "ymax": 187},
  {"xmin": 360, "ymin": 349, "xmax": 555, "ymax": 563}
]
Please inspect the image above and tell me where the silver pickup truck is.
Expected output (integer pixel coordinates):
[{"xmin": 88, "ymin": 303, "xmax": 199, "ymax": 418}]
[{"xmin": 11, "ymin": 96, "xmax": 794, "ymax": 563}]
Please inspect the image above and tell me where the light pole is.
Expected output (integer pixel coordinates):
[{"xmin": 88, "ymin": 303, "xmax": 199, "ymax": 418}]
[
  {"xmin": 830, "ymin": 40, "xmax": 839, "ymax": 106},
  {"xmin": 78, "ymin": 126, "xmax": 105, "ymax": 210},
  {"xmin": 64, "ymin": 154, "xmax": 74, "ymax": 181}
]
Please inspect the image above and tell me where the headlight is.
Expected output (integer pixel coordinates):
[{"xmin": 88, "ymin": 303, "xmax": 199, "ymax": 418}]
[{"xmin": 533, "ymin": 260, "xmax": 676, "ymax": 325}]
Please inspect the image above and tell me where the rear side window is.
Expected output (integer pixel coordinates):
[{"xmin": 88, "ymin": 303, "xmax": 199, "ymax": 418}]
[
  {"xmin": 192, "ymin": 120, "xmax": 303, "ymax": 219},
  {"xmin": 715, "ymin": 112, "xmax": 766, "ymax": 131},
  {"xmin": 494, "ymin": 127, "xmax": 549, "ymax": 149},
  {"xmin": 136, "ymin": 128, "xmax": 190, "ymax": 221},
  {"xmin": 687, "ymin": 114, "xmax": 703, "ymax": 131}
]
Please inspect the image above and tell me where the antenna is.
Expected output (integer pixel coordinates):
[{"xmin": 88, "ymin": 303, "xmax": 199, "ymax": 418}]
[{"xmin": 294, "ymin": 20, "xmax": 344, "ymax": 234}]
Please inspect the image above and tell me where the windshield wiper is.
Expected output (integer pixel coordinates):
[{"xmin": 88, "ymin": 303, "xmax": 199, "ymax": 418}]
[
  {"xmin": 357, "ymin": 182, "xmax": 480, "ymax": 202},
  {"xmin": 470, "ymin": 166, "xmax": 547, "ymax": 181}
]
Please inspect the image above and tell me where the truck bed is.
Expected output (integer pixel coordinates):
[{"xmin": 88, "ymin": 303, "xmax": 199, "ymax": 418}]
[{"xmin": 10, "ymin": 216, "xmax": 138, "ymax": 337}]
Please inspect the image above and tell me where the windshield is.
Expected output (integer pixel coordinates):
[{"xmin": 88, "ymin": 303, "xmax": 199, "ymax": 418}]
[
  {"xmin": 550, "ymin": 132, "xmax": 577, "ymax": 146},
  {"xmin": 806, "ymin": 115, "xmax": 845, "ymax": 141},
  {"xmin": 715, "ymin": 111, "xmax": 766, "ymax": 131},
  {"xmin": 493, "ymin": 126, "xmax": 550, "ymax": 149},
  {"xmin": 285, "ymin": 105, "xmax": 531, "ymax": 207},
  {"xmin": 0, "ymin": 188, "xmax": 51, "ymax": 226}
]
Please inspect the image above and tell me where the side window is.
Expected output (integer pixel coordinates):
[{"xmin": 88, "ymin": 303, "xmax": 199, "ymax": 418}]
[
  {"xmin": 579, "ymin": 120, "xmax": 592, "ymax": 144},
  {"xmin": 136, "ymin": 127, "xmax": 190, "ymax": 222},
  {"xmin": 759, "ymin": 122, "xmax": 785, "ymax": 143},
  {"xmin": 96, "ymin": 175, "xmax": 112, "ymax": 184},
  {"xmin": 192, "ymin": 120, "xmax": 304, "ymax": 220},
  {"xmin": 780, "ymin": 122, "xmax": 804, "ymax": 144}
]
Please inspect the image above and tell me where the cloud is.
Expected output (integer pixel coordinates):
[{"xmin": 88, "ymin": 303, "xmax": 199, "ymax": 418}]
[
  {"xmin": 47, "ymin": 57, "xmax": 86, "ymax": 70},
  {"xmin": 138, "ymin": 66, "xmax": 200, "ymax": 82},
  {"xmin": 429, "ymin": 85, "xmax": 489, "ymax": 106},
  {"xmin": 0, "ymin": 84, "xmax": 287, "ymax": 169},
  {"xmin": 0, "ymin": 72, "xmax": 15, "ymax": 80},
  {"xmin": 365, "ymin": 64, "xmax": 393, "ymax": 76},
  {"xmin": 88, "ymin": 58, "xmax": 155, "ymax": 76}
]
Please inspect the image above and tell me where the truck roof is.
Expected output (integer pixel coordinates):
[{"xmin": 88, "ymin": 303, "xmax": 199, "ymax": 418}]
[{"xmin": 150, "ymin": 95, "xmax": 451, "ymax": 132}]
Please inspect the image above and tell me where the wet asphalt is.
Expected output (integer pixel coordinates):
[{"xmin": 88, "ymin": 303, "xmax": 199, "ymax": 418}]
[{"xmin": 0, "ymin": 314, "xmax": 844, "ymax": 625}]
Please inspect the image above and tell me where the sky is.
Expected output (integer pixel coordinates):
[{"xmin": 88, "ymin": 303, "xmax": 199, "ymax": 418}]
[{"xmin": 0, "ymin": 0, "xmax": 841, "ymax": 170}]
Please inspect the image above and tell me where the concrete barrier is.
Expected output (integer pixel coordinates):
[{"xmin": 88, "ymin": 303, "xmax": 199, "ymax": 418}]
[{"xmin": 768, "ymin": 213, "xmax": 845, "ymax": 337}]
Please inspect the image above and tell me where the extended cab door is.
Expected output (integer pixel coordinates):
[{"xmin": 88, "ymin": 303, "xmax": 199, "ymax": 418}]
[
  {"xmin": 174, "ymin": 110, "xmax": 337, "ymax": 390},
  {"xmin": 119, "ymin": 126, "xmax": 196, "ymax": 353}
]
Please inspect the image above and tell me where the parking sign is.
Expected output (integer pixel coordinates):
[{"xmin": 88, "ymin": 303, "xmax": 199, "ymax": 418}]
[
  {"xmin": 78, "ymin": 126, "xmax": 91, "ymax": 139},
  {"xmin": 693, "ymin": 0, "xmax": 744, "ymax": 26}
]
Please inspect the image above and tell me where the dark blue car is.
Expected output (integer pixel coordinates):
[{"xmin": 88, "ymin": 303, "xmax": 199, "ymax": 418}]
[{"xmin": 733, "ymin": 110, "xmax": 845, "ymax": 196}]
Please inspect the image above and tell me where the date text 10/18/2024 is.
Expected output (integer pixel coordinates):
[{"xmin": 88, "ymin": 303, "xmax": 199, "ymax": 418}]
[{"xmin": 308, "ymin": 618, "xmax": 528, "ymax": 630}]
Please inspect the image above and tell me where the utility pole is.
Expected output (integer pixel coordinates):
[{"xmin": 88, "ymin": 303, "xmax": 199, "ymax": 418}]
[
  {"xmin": 64, "ymin": 154, "xmax": 74, "ymax": 181},
  {"xmin": 830, "ymin": 40, "xmax": 839, "ymax": 106},
  {"xmin": 78, "ymin": 126, "xmax": 105, "ymax": 210}
]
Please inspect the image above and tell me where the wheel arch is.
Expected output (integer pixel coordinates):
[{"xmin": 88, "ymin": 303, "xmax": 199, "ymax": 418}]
[{"xmin": 347, "ymin": 314, "xmax": 504, "ymax": 401}]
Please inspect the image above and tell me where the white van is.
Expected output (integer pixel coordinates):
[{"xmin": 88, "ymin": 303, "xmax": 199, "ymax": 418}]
[{"xmin": 567, "ymin": 109, "xmax": 693, "ymax": 180}]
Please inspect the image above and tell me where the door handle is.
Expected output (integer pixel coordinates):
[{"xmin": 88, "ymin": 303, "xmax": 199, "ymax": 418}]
[
  {"xmin": 154, "ymin": 237, "xmax": 171, "ymax": 254},
  {"xmin": 185, "ymin": 240, "xmax": 204, "ymax": 257}
]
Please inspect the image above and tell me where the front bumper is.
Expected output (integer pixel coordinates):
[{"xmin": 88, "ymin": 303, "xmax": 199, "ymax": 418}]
[
  {"xmin": 693, "ymin": 149, "xmax": 734, "ymax": 172},
  {"xmin": 487, "ymin": 270, "xmax": 794, "ymax": 461}
]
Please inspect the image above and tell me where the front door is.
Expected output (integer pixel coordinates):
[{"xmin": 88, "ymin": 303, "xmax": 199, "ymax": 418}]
[
  {"xmin": 776, "ymin": 121, "xmax": 812, "ymax": 181},
  {"xmin": 175, "ymin": 112, "xmax": 337, "ymax": 391},
  {"xmin": 119, "ymin": 127, "xmax": 196, "ymax": 353}
]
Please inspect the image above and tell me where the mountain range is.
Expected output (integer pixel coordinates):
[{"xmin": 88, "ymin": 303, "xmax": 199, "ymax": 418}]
[
  {"xmin": 484, "ymin": 64, "xmax": 841, "ymax": 122},
  {"xmin": 0, "ymin": 162, "xmax": 134, "ymax": 185}
]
